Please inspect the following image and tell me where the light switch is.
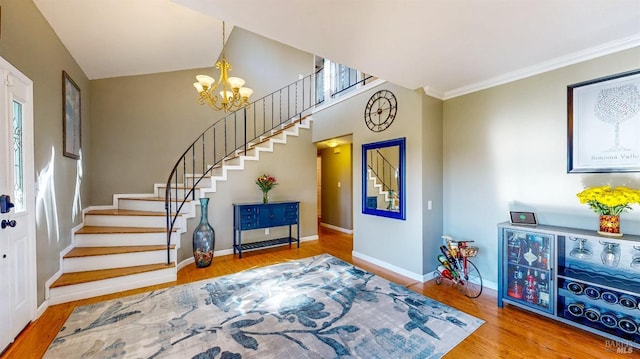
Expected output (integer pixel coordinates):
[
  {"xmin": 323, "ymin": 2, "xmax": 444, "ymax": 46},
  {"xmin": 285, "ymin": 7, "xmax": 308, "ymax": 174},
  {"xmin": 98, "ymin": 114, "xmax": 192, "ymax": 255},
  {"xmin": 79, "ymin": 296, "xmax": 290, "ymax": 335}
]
[{"xmin": 427, "ymin": 200, "xmax": 432, "ymax": 210}]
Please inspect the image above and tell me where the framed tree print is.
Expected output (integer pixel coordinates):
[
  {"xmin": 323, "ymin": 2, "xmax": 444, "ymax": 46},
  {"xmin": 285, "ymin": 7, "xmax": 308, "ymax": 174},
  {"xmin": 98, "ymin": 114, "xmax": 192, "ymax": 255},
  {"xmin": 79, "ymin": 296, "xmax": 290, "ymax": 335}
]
[
  {"xmin": 62, "ymin": 71, "xmax": 81, "ymax": 159},
  {"xmin": 568, "ymin": 69, "xmax": 640, "ymax": 173}
]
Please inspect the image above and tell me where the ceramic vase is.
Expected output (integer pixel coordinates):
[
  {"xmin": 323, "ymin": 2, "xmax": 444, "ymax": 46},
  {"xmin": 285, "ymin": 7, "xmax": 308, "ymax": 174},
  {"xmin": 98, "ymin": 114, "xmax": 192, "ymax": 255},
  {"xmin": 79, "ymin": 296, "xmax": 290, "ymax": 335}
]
[{"xmin": 193, "ymin": 197, "xmax": 215, "ymax": 268}]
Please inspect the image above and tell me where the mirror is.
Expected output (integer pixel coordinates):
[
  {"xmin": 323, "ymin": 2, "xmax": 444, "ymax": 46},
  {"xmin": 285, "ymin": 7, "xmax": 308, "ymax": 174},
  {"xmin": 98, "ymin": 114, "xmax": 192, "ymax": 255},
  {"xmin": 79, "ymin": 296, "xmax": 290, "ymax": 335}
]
[{"xmin": 362, "ymin": 137, "xmax": 405, "ymax": 220}]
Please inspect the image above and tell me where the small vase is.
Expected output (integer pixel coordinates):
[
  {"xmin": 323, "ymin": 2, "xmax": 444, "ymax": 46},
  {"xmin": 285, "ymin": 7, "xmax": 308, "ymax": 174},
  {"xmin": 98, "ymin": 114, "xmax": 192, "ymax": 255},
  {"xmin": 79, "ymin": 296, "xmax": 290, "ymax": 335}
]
[
  {"xmin": 262, "ymin": 190, "xmax": 269, "ymax": 204},
  {"xmin": 598, "ymin": 214, "xmax": 622, "ymax": 237},
  {"xmin": 193, "ymin": 197, "xmax": 215, "ymax": 268}
]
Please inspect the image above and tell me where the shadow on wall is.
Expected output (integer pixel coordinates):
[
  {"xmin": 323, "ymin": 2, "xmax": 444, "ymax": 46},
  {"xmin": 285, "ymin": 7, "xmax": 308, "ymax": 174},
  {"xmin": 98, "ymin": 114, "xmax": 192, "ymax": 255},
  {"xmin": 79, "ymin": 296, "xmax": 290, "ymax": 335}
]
[{"xmin": 36, "ymin": 146, "xmax": 60, "ymax": 244}]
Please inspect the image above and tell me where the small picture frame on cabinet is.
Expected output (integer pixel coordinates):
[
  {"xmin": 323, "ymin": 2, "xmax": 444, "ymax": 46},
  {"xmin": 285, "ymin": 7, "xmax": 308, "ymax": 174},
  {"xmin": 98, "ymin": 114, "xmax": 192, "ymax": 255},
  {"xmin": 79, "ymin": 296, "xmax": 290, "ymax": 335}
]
[{"xmin": 509, "ymin": 211, "xmax": 538, "ymax": 226}]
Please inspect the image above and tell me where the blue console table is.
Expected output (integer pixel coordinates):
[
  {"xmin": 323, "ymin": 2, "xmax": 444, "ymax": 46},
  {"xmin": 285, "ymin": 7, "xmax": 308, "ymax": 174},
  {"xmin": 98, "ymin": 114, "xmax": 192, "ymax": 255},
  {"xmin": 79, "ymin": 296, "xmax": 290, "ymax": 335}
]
[{"xmin": 232, "ymin": 201, "xmax": 300, "ymax": 258}]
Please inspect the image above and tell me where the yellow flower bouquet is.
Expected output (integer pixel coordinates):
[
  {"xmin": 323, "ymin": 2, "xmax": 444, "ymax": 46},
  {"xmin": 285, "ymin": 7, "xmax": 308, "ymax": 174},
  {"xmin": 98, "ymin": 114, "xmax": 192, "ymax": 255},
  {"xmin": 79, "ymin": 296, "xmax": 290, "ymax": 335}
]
[{"xmin": 576, "ymin": 186, "xmax": 640, "ymax": 216}]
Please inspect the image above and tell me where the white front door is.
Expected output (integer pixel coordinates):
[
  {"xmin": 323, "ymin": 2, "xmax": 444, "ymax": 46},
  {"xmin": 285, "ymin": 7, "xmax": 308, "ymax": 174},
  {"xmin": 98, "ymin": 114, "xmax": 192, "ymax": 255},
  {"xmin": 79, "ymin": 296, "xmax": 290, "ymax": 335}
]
[{"xmin": 0, "ymin": 57, "xmax": 36, "ymax": 354}]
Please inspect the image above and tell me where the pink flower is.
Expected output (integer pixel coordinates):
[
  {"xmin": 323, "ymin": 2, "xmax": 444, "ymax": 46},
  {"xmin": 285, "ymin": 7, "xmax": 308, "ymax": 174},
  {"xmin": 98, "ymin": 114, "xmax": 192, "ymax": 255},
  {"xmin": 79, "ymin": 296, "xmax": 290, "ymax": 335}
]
[{"xmin": 256, "ymin": 174, "xmax": 278, "ymax": 192}]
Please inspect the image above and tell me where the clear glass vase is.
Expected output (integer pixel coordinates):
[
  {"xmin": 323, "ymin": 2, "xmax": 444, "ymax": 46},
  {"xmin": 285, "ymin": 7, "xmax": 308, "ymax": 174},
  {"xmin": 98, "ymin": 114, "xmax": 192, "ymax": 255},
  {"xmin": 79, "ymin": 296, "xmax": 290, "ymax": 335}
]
[
  {"xmin": 262, "ymin": 190, "xmax": 269, "ymax": 204},
  {"xmin": 193, "ymin": 197, "xmax": 215, "ymax": 268}
]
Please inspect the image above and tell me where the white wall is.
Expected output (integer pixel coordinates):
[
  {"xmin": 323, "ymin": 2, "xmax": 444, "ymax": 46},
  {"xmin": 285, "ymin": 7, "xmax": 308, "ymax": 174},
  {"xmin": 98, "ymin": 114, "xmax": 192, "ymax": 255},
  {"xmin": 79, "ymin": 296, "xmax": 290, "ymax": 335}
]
[{"xmin": 443, "ymin": 46, "xmax": 640, "ymax": 286}]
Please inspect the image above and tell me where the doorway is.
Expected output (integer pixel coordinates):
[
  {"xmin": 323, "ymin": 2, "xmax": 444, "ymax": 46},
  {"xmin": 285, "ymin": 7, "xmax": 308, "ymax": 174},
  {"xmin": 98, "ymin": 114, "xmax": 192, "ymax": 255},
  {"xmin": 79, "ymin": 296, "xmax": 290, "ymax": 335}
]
[
  {"xmin": 316, "ymin": 136, "xmax": 353, "ymax": 233},
  {"xmin": 0, "ymin": 56, "xmax": 37, "ymax": 354}
]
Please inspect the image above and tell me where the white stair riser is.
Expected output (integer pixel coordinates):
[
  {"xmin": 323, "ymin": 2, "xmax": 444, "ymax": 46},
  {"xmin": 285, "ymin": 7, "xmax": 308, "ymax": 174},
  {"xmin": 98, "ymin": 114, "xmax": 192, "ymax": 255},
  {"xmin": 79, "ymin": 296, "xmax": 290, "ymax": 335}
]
[
  {"xmin": 75, "ymin": 232, "xmax": 179, "ymax": 247},
  {"xmin": 118, "ymin": 198, "xmax": 192, "ymax": 214},
  {"xmin": 157, "ymin": 187, "xmax": 201, "ymax": 200},
  {"xmin": 64, "ymin": 250, "xmax": 177, "ymax": 272},
  {"xmin": 234, "ymin": 148, "xmax": 259, "ymax": 158},
  {"xmin": 85, "ymin": 214, "xmax": 174, "ymax": 228},
  {"xmin": 186, "ymin": 176, "xmax": 212, "ymax": 188},
  {"xmin": 48, "ymin": 269, "xmax": 176, "ymax": 305}
]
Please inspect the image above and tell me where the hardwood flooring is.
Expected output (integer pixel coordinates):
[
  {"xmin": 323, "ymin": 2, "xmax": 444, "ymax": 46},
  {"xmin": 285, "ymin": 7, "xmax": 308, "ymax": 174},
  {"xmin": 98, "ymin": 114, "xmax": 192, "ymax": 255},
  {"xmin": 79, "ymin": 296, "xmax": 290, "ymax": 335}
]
[{"xmin": 1, "ymin": 227, "xmax": 631, "ymax": 358}]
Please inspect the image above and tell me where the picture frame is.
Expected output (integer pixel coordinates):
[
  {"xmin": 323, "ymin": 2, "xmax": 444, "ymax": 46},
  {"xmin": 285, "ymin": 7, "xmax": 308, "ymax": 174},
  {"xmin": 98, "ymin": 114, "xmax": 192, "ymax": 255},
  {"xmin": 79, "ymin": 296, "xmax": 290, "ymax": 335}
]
[
  {"xmin": 567, "ymin": 69, "xmax": 640, "ymax": 173},
  {"xmin": 62, "ymin": 71, "xmax": 81, "ymax": 159}
]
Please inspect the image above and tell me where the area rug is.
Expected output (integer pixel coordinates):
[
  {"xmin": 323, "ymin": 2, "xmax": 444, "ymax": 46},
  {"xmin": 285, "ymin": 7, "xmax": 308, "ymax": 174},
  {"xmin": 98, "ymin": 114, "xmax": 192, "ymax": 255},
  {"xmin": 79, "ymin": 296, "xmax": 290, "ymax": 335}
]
[{"xmin": 45, "ymin": 254, "xmax": 483, "ymax": 358}]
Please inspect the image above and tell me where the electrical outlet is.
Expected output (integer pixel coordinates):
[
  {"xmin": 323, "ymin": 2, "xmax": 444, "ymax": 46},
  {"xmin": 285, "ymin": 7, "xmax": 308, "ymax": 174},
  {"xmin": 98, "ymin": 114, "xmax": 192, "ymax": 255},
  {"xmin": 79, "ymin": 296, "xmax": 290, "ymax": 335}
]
[{"xmin": 265, "ymin": 228, "xmax": 269, "ymax": 235}]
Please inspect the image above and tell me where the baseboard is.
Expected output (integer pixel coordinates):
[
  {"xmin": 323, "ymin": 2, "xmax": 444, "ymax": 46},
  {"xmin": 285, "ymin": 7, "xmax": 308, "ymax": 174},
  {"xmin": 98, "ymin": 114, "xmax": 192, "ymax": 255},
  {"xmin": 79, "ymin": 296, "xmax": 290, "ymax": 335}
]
[
  {"xmin": 36, "ymin": 300, "xmax": 49, "ymax": 319},
  {"xmin": 423, "ymin": 269, "xmax": 498, "ymax": 291},
  {"xmin": 319, "ymin": 222, "xmax": 353, "ymax": 234},
  {"xmin": 352, "ymin": 251, "xmax": 423, "ymax": 282},
  {"xmin": 177, "ymin": 256, "xmax": 196, "ymax": 271},
  {"xmin": 301, "ymin": 234, "xmax": 319, "ymax": 241}
]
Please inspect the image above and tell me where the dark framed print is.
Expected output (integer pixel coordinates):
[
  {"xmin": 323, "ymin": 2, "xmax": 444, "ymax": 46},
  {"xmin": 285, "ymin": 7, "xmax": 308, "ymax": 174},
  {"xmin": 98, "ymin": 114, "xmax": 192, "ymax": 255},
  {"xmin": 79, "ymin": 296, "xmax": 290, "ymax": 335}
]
[
  {"xmin": 568, "ymin": 69, "xmax": 640, "ymax": 173},
  {"xmin": 62, "ymin": 71, "xmax": 81, "ymax": 159}
]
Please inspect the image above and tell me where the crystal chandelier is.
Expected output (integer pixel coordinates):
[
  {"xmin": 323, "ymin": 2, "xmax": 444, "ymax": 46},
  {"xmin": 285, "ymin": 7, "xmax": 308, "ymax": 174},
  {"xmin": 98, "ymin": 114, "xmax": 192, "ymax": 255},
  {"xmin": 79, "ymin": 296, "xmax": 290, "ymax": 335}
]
[{"xmin": 193, "ymin": 21, "xmax": 253, "ymax": 112}]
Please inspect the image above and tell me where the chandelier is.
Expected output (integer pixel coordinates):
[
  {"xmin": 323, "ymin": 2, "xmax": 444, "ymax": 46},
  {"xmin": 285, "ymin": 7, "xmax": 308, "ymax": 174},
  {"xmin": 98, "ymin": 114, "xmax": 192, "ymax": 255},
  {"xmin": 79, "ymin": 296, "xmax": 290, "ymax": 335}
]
[{"xmin": 193, "ymin": 21, "xmax": 253, "ymax": 112}]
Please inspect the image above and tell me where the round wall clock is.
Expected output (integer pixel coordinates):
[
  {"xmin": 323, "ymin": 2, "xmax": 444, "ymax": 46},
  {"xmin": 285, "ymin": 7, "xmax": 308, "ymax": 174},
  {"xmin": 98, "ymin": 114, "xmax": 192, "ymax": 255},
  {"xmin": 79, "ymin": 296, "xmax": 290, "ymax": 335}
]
[{"xmin": 364, "ymin": 90, "xmax": 398, "ymax": 132}]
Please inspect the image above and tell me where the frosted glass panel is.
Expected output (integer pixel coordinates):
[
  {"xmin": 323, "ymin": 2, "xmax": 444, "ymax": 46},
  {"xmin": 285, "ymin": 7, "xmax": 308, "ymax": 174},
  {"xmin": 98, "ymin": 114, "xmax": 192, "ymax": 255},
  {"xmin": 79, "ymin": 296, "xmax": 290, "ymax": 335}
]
[{"xmin": 12, "ymin": 100, "xmax": 24, "ymax": 212}]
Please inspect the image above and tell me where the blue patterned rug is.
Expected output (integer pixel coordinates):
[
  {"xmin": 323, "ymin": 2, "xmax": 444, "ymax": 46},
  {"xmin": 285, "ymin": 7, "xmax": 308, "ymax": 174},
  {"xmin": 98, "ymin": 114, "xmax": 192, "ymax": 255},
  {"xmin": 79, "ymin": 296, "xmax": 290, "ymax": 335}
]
[{"xmin": 45, "ymin": 254, "xmax": 483, "ymax": 358}]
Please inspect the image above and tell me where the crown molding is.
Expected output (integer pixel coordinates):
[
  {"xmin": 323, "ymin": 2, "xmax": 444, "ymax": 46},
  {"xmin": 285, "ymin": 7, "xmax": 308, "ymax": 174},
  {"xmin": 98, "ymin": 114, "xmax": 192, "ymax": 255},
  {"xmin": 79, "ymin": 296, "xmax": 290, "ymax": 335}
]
[
  {"xmin": 442, "ymin": 34, "xmax": 640, "ymax": 100},
  {"xmin": 422, "ymin": 86, "xmax": 445, "ymax": 100}
]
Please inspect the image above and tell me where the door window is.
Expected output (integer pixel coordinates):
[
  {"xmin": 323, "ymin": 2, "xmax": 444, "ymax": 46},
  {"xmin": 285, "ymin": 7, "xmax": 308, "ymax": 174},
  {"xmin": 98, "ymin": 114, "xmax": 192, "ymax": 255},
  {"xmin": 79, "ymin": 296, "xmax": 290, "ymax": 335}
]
[
  {"xmin": 12, "ymin": 100, "xmax": 24, "ymax": 212},
  {"xmin": 12, "ymin": 100, "xmax": 25, "ymax": 212}
]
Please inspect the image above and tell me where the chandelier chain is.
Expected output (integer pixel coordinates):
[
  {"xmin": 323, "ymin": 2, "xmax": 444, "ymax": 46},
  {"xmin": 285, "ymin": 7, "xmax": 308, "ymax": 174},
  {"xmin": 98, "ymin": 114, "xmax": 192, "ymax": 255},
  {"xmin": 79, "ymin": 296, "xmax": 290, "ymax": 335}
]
[{"xmin": 193, "ymin": 21, "xmax": 253, "ymax": 113}]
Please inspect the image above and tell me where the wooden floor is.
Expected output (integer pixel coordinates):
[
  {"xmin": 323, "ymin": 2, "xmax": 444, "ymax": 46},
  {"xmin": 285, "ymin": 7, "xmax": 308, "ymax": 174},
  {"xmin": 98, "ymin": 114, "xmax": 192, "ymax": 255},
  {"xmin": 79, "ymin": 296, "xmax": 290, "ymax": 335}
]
[{"xmin": 1, "ymin": 226, "xmax": 631, "ymax": 358}]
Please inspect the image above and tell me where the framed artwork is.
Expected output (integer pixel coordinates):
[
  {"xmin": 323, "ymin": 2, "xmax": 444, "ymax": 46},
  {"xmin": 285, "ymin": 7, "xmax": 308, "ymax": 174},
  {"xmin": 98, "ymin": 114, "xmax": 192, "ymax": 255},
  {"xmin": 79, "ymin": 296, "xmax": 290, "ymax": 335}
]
[
  {"xmin": 568, "ymin": 69, "xmax": 640, "ymax": 173},
  {"xmin": 62, "ymin": 71, "xmax": 81, "ymax": 159}
]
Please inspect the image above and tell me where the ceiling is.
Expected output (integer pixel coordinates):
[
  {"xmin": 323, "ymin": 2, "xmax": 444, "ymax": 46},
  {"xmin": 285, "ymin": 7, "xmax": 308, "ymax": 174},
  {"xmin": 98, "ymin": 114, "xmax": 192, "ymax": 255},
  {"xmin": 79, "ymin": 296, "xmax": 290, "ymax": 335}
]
[{"xmin": 34, "ymin": 0, "xmax": 640, "ymax": 99}]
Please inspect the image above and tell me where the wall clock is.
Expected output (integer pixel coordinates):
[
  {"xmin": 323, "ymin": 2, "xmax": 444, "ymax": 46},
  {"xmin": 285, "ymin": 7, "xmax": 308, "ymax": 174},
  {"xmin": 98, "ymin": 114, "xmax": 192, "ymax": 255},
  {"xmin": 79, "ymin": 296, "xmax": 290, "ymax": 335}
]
[{"xmin": 364, "ymin": 90, "xmax": 397, "ymax": 132}]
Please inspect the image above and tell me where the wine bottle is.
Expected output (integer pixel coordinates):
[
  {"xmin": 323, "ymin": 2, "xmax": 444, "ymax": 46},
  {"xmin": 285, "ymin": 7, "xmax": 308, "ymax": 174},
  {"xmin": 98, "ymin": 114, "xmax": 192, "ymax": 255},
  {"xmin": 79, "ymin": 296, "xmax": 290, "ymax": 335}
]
[
  {"xmin": 507, "ymin": 266, "xmax": 523, "ymax": 300},
  {"xmin": 438, "ymin": 255, "xmax": 459, "ymax": 279},
  {"xmin": 537, "ymin": 271, "xmax": 549, "ymax": 307},
  {"xmin": 524, "ymin": 269, "xmax": 538, "ymax": 305},
  {"xmin": 440, "ymin": 245, "xmax": 459, "ymax": 270},
  {"xmin": 437, "ymin": 265, "xmax": 454, "ymax": 280},
  {"xmin": 447, "ymin": 241, "xmax": 459, "ymax": 258}
]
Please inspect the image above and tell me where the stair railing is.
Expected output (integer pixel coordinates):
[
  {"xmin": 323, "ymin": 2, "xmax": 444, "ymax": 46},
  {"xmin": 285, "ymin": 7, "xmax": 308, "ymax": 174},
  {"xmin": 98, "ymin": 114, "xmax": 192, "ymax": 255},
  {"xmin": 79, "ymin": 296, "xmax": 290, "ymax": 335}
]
[
  {"xmin": 367, "ymin": 149, "xmax": 398, "ymax": 194},
  {"xmin": 165, "ymin": 65, "xmax": 372, "ymax": 264}
]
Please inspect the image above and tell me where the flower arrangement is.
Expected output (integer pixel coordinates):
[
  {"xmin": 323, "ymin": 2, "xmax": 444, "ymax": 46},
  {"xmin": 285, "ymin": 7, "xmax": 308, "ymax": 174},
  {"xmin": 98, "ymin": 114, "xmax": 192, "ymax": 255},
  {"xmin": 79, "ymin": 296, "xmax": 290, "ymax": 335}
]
[
  {"xmin": 256, "ymin": 174, "xmax": 277, "ymax": 203},
  {"xmin": 576, "ymin": 185, "xmax": 640, "ymax": 216}
]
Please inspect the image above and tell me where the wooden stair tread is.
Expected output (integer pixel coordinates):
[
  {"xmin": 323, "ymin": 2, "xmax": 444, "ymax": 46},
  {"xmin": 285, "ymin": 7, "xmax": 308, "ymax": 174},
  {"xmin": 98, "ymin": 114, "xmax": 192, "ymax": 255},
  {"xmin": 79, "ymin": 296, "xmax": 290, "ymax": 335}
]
[
  {"xmin": 76, "ymin": 225, "xmax": 175, "ymax": 234},
  {"xmin": 119, "ymin": 196, "xmax": 191, "ymax": 202},
  {"xmin": 51, "ymin": 262, "xmax": 176, "ymax": 288},
  {"xmin": 86, "ymin": 209, "xmax": 169, "ymax": 216},
  {"xmin": 65, "ymin": 245, "xmax": 176, "ymax": 258},
  {"xmin": 158, "ymin": 185, "xmax": 201, "ymax": 189}
]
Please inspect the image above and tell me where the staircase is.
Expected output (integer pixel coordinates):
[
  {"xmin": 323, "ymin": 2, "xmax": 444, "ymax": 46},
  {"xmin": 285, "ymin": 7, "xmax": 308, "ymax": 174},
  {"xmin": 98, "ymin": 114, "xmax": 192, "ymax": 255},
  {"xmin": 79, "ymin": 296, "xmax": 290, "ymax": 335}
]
[
  {"xmin": 366, "ymin": 169, "xmax": 394, "ymax": 203},
  {"xmin": 47, "ymin": 62, "xmax": 372, "ymax": 305},
  {"xmin": 47, "ymin": 117, "xmax": 311, "ymax": 305}
]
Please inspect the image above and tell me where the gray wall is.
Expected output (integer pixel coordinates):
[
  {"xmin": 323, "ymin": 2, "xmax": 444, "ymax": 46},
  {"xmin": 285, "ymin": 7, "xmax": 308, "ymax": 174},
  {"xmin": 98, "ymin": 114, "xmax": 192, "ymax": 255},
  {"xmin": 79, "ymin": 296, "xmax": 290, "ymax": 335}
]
[
  {"xmin": 0, "ymin": 0, "xmax": 92, "ymax": 304},
  {"xmin": 320, "ymin": 144, "xmax": 352, "ymax": 230},
  {"xmin": 180, "ymin": 126, "xmax": 318, "ymax": 262},
  {"xmin": 90, "ymin": 27, "xmax": 314, "ymax": 205},
  {"xmin": 443, "ymin": 46, "xmax": 640, "ymax": 286},
  {"xmin": 421, "ymin": 93, "xmax": 444, "ymax": 274},
  {"xmin": 313, "ymin": 83, "xmax": 442, "ymax": 277}
]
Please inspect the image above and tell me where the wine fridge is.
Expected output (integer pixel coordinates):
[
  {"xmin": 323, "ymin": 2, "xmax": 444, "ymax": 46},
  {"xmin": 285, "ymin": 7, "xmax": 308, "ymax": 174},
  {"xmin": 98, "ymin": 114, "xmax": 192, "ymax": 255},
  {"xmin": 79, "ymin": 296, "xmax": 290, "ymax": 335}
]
[{"xmin": 501, "ymin": 228, "xmax": 554, "ymax": 314}]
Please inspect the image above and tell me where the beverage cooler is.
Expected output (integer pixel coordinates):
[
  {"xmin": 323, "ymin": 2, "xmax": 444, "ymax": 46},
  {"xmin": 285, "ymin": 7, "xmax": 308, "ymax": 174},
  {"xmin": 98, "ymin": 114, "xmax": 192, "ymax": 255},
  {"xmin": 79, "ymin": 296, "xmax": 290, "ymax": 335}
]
[{"xmin": 500, "ymin": 228, "xmax": 554, "ymax": 314}]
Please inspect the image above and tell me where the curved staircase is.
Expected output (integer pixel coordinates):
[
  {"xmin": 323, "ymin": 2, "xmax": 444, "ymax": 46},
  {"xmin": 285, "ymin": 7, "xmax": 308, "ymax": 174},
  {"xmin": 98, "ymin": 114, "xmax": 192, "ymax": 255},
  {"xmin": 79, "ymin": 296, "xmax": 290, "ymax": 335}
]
[{"xmin": 47, "ymin": 117, "xmax": 311, "ymax": 305}]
